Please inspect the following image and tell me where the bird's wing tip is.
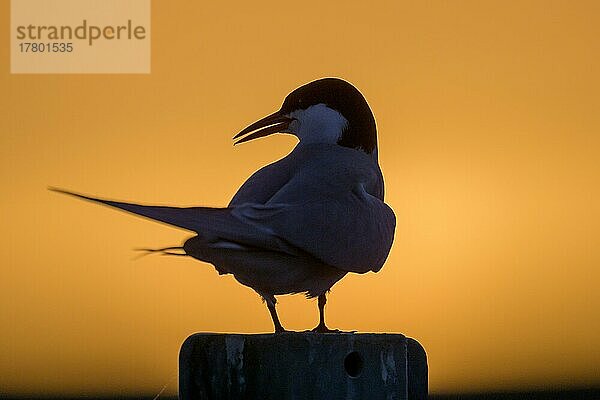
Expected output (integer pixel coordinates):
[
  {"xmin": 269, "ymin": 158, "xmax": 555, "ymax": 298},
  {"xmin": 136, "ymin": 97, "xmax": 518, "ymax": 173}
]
[
  {"xmin": 48, "ymin": 186, "xmax": 80, "ymax": 197},
  {"xmin": 48, "ymin": 186, "xmax": 66, "ymax": 193},
  {"xmin": 48, "ymin": 186, "xmax": 96, "ymax": 202}
]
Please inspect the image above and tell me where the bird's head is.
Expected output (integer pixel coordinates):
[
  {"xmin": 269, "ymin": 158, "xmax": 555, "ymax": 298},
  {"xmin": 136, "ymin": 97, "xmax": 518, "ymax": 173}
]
[{"xmin": 234, "ymin": 78, "xmax": 377, "ymax": 155}]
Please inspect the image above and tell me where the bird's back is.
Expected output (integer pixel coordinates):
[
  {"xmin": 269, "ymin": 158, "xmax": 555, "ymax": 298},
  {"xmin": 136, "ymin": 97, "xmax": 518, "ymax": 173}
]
[
  {"xmin": 230, "ymin": 143, "xmax": 384, "ymax": 206},
  {"xmin": 229, "ymin": 144, "xmax": 395, "ymax": 274}
]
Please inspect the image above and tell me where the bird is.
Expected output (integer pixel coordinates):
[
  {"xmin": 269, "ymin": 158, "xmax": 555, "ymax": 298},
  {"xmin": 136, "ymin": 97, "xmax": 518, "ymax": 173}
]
[{"xmin": 52, "ymin": 78, "xmax": 396, "ymax": 333}]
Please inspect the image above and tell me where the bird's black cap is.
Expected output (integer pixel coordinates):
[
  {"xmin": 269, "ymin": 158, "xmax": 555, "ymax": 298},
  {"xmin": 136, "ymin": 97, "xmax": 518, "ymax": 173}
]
[{"xmin": 281, "ymin": 78, "xmax": 378, "ymax": 154}]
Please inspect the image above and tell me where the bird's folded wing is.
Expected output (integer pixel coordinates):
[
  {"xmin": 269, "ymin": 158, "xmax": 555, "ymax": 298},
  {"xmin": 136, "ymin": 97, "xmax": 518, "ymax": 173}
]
[
  {"xmin": 232, "ymin": 188, "xmax": 396, "ymax": 273},
  {"xmin": 52, "ymin": 181, "xmax": 395, "ymax": 273},
  {"xmin": 50, "ymin": 188, "xmax": 301, "ymax": 256}
]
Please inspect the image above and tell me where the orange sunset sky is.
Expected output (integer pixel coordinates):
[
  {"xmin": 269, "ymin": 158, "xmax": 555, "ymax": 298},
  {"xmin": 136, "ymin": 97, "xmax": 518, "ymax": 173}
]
[{"xmin": 1, "ymin": 0, "xmax": 599, "ymax": 396}]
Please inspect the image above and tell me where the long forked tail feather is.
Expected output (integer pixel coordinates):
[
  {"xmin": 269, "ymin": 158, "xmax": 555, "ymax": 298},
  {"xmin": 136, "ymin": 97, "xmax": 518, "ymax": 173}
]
[{"xmin": 133, "ymin": 246, "xmax": 188, "ymax": 260}]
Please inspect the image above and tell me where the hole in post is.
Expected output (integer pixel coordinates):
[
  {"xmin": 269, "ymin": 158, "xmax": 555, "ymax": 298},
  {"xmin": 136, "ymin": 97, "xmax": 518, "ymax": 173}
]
[{"xmin": 344, "ymin": 351, "xmax": 363, "ymax": 378}]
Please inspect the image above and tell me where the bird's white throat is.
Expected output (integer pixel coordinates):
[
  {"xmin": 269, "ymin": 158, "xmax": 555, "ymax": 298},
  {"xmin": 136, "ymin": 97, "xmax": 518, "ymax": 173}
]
[{"xmin": 287, "ymin": 103, "xmax": 348, "ymax": 145}]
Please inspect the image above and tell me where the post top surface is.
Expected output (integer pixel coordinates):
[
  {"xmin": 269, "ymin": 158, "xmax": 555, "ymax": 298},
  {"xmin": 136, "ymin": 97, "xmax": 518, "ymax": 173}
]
[{"xmin": 186, "ymin": 332, "xmax": 408, "ymax": 338}]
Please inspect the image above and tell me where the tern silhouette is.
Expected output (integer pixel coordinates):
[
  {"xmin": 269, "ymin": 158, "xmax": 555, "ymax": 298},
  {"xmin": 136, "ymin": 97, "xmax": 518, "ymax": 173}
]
[{"xmin": 52, "ymin": 78, "xmax": 396, "ymax": 333}]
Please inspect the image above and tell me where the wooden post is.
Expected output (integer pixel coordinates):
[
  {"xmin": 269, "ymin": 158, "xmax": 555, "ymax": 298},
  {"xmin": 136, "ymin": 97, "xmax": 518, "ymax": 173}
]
[{"xmin": 179, "ymin": 332, "xmax": 427, "ymax": 400}]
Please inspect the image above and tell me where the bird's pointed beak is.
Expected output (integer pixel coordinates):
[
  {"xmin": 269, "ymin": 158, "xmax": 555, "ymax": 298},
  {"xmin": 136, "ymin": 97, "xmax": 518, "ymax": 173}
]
[{"xmin": 233, "ymin": 110, "xmax": 294, "ymax": 145}]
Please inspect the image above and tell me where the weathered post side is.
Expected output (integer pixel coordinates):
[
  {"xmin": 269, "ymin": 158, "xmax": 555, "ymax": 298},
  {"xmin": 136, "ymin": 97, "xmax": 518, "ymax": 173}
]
[{"xmin": 179, "ymin": 333, "xmax": 427, "ymax": 400}]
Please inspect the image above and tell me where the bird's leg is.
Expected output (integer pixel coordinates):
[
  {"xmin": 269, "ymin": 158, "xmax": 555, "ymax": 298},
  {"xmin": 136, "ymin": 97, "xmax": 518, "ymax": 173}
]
[
  {"xmin": 266, "ymin": 298, "xmax": 286, "ymax": 333},
  {"xmin": 312, "ymin": 293, "xmax": 340, "ymax": 333}
]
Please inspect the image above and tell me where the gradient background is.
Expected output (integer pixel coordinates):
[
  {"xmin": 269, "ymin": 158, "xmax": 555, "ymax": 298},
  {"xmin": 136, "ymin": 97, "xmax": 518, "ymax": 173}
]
[{"xmin": 1, "ymin": 0, "xmax": 599, "ymax": 397}]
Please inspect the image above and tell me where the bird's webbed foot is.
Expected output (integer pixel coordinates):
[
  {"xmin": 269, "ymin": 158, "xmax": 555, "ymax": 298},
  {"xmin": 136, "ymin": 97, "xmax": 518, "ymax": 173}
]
[{"xmin": 311, "ymin": 323, "xmax": 341, "ymax": 333}]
